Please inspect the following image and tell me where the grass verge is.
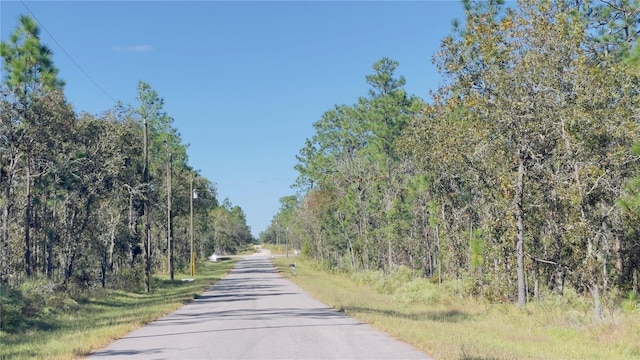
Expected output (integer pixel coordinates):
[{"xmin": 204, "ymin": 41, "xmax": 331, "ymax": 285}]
[
  {"xmin": 273, "ymin": 257, "xmax": 640, "ymax": 360},
  {"xmin": 0, "ymin": 259, "xmax": 235, "ymax": 360}
]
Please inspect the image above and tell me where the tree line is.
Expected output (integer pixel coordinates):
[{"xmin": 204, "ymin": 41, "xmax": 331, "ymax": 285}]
[
  {"xmin": 262, "ymin": 0, "xmax": 640, "ymax": 316},
  {"xmin": 0, "ymin": 14, "xmax": 253, "ymax": 323}
]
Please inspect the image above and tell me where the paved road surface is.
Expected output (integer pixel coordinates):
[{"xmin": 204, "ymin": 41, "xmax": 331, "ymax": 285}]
[{"xmin": 88, "ymin": 253, "xmax": 430, "ymax": 359}]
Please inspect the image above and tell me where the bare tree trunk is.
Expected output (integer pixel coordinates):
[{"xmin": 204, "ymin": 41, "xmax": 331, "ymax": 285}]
[
  {"xmin": 515, "ymin": 151, "xmax": 526, "ymax": 308},
  {"xmin": 127, "ymin": 190, "xmax": 137, "ymax": 267},
  {"xmin": 1, "ymin": 168, "xmax": 14, "ymax": 283},
  {"xmin": 533, "ymin": 249, "xmax": 539, "ymax": 300},
  {"xmin": 590, "ymin": 282, "xmax": 603, "ymax": 321},
  {"xmin": 40, "ymin": 204, "xmax": 46, "ymax": 275},
  {"xmin": 109, "ymin": 212, "xmax": 118, "ymax": 274},
  {"xmin": 144, "ymin": 188, "xmax": 151, "ymax": 292},
  {"xmin": 25, "ymin": 153, "xmax": 32, "ymax": 277},
  {"xmin": 0, "ymin": 155, "xmax": 16, "ymax": 332},
  {"xmin": 100, "ymin": 251, "xmax": 107, "ymax": 288},
  {"xmin": 101, "ymin": 209, "xmax": 119, "ymax": 288},
  {"xmin": 143, "ymin": 120, "xmax": 151, "ymax": 293},
  {"xmin": 1, "ymin": 192, "xmax": 9, "ymax": 282},
  {"xmin": 614, "ymin": 235, "xmax": 622, "ymax": 282},
  {"xmin": 554, "ymin": 245, "xmax": 565, "ymax": 296},
  {"xmin": 388, "ymin": 236, "xmax": 392, "ymax": 270},
  {"xmin": 551, "ymin": 187, "xmax": 564, "ymax": 296},
  {"xmin": 47, "ymin": 181, "xmax": 56, "ymax": 279},
  {"xmin": 46, "ymin": 232, "xmax": 54, "ymax": 278},
  {"xmin": 65, "ymin": 250, "xmax": 77, "ymax": 282},
  {"xmin": 167, "ymin": 153, "xmax": 174, "ymax": 280}
]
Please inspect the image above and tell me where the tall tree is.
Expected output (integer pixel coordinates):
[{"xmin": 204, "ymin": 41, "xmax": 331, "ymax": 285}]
[
  {"xmin": 0, "ymin": 14, "xmax": 66, "ymax": 278},
  {"xmin": 0, "ymin": 15, "xmax": 64, "ymax": 95},
  {"xmin": 362, "ymin": 57, "xmax": 422, "ymax": 269}
]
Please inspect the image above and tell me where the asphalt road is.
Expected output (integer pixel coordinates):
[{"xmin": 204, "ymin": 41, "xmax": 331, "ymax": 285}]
[{"xmin": 88, "ymin": 253, "xmax": 431, "ymax": 359}]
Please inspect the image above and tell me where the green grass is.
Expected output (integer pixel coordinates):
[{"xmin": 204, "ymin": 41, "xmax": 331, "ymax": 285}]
[
  {"xmin": 273, "ymin": 257, "xmax": 640, "ymax": 360},
  {"xmin": 0, "ymin": 259, "xmax": 235, "ymax": 360}
]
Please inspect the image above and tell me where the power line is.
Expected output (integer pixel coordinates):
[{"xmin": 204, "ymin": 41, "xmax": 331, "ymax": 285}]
[{"xmin": 18, "ymin": 0, "xmax": 118, "ymax": 104}]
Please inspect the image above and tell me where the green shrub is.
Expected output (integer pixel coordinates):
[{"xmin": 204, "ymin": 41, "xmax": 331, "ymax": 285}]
[
  {"xmin": 377, "ymin": 266, "xmax": 415, "ymax": 294},
  {"xmin": 301, "ymin": 239, "xmax": 313, "ymax": 257},
  {"xmin": 621, "ymin": 291, "xmax": 638, "ymax": 314},
  {"xmin": 439, "ymin": 277, "xmax": 475, "ymax": 298},
  {"xmin": 393, "ymin": 278, "xmax": 440, "ymax": 305},
  {"xmin": 314, "ymin": 257, "xmax": 338, "ymax": 273},
  {"xmin": 0, "ymin": 277, "xmax": 74, "ymax": 333},
  {"xmin": 480, "ymin": 276, "xmax": 513, "ymax": 303},
  {"xmin": 19, "ymin": 277, "xmax": 56, "ymax": 317},
  {"xmin": 337, "ymin": 253, "xmax": 355, "ymax": 272},
  {"xmin": 0, "ymin": 286, "xmax": 24, "ymax": 332},
  {"xmin": 351, "ymin": 270, "xmax": 385, "ymax": 287},
  {"xmin": 108, "ymin": 265, "xmax": 143, "ymax": 292}
]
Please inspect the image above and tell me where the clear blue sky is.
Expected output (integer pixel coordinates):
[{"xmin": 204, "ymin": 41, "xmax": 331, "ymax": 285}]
[{"xmin": 1, "ymin": 1, "xmax": 465, "ymax": 236}]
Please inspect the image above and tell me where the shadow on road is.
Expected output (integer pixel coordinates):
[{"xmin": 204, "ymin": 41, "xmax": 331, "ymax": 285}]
[
  {"xmin": 87, "ymin": 255, "xmax": 430, "ymax": 360},
  {"xmin": 90, "ymin": 348, "xmax": 163, "ymax": 357},
  {"xmin": 121, "ymin": 321, "xmax": 363, "ymax": 340},
  {"xmin": 346, "ymin": 306, "xmax": 475, "ymax": 323},
  {"xmin": 229, "ymin": 258, "xmax": 278, "ymax": 274}
]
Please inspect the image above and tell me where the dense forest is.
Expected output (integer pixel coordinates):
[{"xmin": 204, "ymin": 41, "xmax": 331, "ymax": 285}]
[
  {"xmin": 262, "ymin": 0, "xmax": 640, "ymax": 315},
  {"xmin": 0, "ymin": 15, "xmax": 253, "ymax": 329}
]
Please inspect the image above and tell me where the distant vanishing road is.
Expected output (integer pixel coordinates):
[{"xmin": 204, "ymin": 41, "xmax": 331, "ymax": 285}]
[{"xmin": 88, "ymin": 253, "xmax": 431, "ymax": 360}]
